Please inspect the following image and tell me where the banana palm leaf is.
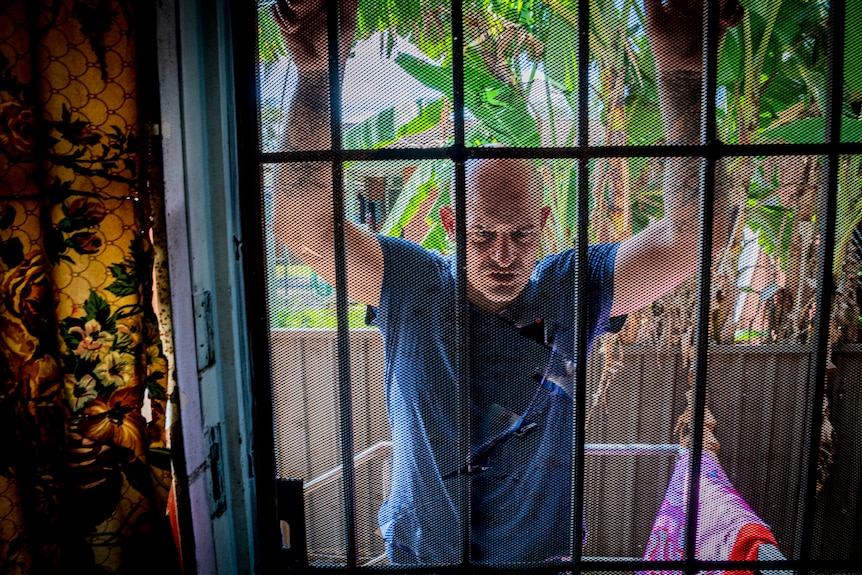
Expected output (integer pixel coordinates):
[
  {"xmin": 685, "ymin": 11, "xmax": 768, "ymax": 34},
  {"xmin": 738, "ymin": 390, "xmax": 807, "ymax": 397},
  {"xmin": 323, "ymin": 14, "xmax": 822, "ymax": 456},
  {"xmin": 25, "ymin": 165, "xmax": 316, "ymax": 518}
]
[{"xmin": 394, "ymin": 52, "xmax": 541, "ymax": 147}]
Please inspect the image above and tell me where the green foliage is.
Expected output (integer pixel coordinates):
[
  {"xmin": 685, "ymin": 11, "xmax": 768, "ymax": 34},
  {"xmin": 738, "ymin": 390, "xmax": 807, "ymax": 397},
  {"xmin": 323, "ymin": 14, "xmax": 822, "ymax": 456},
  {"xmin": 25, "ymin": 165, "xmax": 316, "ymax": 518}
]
[
  {"xmin": 356, "ymin": 0, "xmax": 450, "ymax": 59},
  {"xmin": 756, "ymin": 121, "xmax": 862, "ymax": 277},
  {"xmin": 421, "ymin": 175, "xmax": 454, "ymax": 252},
  {"xmin": 84, "ymin": 290, "xmax": 112, "ymax": 327},
  {"xmin": 835, "ymin": 155, "xmax": 862, "ymax": 276},
  {"xmin": 106, "ymin": 237, "xmax": 151, "ymax": 298},
  {"xmin": 421, "ymin": 220, "xmax": 449, "ymax": 252},
  {"xmin": 543, "ymin": 6, "xmax": 578, "ymax": 94},
  {"xmin": 748, "ymin": 203, "xmax": 794, "ymax": 269},
  {"xmin": 734, "ymin": 329, "xmax": 771, "ymax": 342},
  {"xmin": 760, "ymin": 117, "xmax": 862, "ymax": 143},
  {"xmin": 271, "ymin": 303, "xmax": 368, "ymax": 329},
  {"xmin": 718, "ymin": 0, "xmax": 829, "ymax": 143},
  {"xmin": 489, "ymin": 0, "xmax": 538, "ymax": 26},
  {"xmin": 258, "ymin": 5, "xmax": 287, "ymax": 64},
  {"xmin": 343, "ymin": 99, "xmax": 445, "ymax": 149},
  {"xmin": 846, "ymin": 1, "xmax": 862, "ymax": 100},
  {"xmin": 345, "ymin": 107, "xmax": 398, "ymax": 150},
  {"xmin": 395, "ymin": 51, "xmax": 541, "ymax": 147},
  {"xmin": 380, "ymin": 159, "xmax": 451, "ymax": 238}
]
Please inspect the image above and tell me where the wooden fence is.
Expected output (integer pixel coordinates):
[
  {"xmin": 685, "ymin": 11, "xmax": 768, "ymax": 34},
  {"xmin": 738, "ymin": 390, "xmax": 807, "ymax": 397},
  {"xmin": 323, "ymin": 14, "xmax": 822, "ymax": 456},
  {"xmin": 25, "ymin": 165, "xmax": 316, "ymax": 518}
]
[{"xmin": 269, "ymin": 329, "xmax": 861, "ymax": 564}]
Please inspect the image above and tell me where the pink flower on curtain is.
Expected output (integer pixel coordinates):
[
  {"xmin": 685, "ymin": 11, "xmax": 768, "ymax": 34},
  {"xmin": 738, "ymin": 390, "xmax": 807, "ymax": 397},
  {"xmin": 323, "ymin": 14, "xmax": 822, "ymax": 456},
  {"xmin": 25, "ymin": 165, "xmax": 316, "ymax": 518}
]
[{"xmin": 69, "ymin": 319, "xmax": 115, "ymax": 360}]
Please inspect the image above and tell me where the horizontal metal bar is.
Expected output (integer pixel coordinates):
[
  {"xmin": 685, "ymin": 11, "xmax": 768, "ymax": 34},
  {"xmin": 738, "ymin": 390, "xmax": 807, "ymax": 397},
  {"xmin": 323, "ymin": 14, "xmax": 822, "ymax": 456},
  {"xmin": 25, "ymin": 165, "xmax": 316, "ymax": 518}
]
[
  {"xmin": 260, "ymin": 141, "xmax": 859, "ymax": 164},
  {"xmin": 303, "ymin": 441, "xmax": 393, "ymax": 492},
  {"xmin": 307, "ymin": 553, "xmax": 792, "ymax": 570},
  {"xmin": 302, "ymin": 442, "xmax": 683, "ymax": 494},
  {"xmin": 582, "ymin": 443, "xmax": 682, "ymax": 456},
  {"xmin": 276, "ymin": 552, "xmax": 859, "ymax": 573}
]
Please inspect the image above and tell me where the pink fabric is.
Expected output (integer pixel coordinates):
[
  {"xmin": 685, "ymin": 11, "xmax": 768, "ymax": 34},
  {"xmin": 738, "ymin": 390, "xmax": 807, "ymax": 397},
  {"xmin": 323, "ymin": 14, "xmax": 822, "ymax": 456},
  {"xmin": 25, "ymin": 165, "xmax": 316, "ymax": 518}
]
[{"xmin": 639, "ymin": 449, "xmax": 778, "ymax": 575}]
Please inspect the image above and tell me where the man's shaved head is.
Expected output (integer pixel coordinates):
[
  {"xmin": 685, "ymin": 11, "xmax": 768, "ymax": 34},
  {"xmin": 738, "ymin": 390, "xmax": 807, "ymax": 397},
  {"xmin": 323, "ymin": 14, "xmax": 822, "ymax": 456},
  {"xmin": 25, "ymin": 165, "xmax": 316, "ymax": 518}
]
[{"xmin": 448, "ymin": 157, "xmax": 544, "ymax": 214}]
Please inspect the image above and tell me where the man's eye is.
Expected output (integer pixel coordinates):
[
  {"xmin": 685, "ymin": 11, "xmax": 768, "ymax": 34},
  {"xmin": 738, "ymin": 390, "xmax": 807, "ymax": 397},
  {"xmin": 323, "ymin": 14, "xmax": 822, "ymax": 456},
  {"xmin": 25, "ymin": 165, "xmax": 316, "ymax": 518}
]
[
  {"xmin": 512, "ymin": 231, "xmax": 533, "ymax": 243},
  {"xmin": 472, "ymin": 231, "xmax": 493, "ymax": 242}
]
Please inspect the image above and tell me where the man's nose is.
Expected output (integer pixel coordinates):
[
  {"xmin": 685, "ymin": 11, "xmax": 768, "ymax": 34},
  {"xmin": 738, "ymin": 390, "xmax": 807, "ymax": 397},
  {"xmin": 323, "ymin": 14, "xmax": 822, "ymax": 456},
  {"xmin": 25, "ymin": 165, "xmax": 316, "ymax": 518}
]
[{"xmin": 491, "ymin": 235, "xmax": 515, "ymax": 266}]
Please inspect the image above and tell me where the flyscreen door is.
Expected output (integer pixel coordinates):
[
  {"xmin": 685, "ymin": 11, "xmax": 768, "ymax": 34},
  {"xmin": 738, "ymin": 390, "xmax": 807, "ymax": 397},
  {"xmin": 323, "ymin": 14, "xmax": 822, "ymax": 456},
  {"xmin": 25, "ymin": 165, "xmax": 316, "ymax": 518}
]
[{"xmin": 234, "ymin": 0, "xmax": 861, "ymax": 572}]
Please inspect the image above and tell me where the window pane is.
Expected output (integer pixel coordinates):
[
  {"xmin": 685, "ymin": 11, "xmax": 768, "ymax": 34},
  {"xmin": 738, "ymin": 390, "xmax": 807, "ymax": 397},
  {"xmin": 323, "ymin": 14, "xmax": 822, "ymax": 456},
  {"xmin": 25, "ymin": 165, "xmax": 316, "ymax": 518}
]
[
  {"xmin": 701, "ymin": 154, "xmax": 831, "ymax": 562},
  {"xmin": 342, "ymin": 6, "xmax": 452, "ymax": 150},
  {"xmin": 264, "ymin": 159, "xmax": 351, "ymax": 565},
  {"xmin": 461, "ymin": 1, "xmax": 578, "ymax": 147},
  {"xmin": 716, "ymin": 0, "xmax": 831, "ymax": 146},
  {"xmin": 355, "ymin": 158, "xmax": 462, "ymax": 566},
  {"xmin": 812, "ymin": 154, "xmax": 862, "ymax": 559}
]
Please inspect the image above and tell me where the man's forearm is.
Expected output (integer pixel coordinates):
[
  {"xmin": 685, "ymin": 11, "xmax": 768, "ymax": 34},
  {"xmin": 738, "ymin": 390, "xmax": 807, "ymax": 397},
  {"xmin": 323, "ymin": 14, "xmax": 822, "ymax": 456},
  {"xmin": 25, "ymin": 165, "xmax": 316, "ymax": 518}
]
[
  {"xmin": 658, "ymin": 70, "xmax": 702, "ymax": 224},
  {"xmin": 658, "ymin": 70, "xmax": 732, "ymax": 251},
  {"xmin": 277, "ymin": 72, "xmax": 334, "ymax": 206},
  {"xmin": 273, "ymin": 72, "xmax": 335, "ymax": 252},
  {"xmin": 286, "ymin": 72, "xmax": 332, "ymax": 151}
]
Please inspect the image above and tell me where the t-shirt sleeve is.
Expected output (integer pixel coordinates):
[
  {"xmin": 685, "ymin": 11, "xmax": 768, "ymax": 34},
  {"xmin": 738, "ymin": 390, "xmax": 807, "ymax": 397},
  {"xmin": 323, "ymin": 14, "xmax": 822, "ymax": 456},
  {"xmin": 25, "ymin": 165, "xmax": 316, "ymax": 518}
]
[
  {"xmin": 534, "ymin": 242, "xmax": 626, "ymax": 345},
  {"xmin": 566, "ymin": 243, "xmax": 626, "ymax": 341},
  {"xmin": 587, "ymin": 242, "xmax": 627, "ymax": 336},
  {"xmin": 366, "ymin": 235, "xmax": 451, "ymax": 333}
]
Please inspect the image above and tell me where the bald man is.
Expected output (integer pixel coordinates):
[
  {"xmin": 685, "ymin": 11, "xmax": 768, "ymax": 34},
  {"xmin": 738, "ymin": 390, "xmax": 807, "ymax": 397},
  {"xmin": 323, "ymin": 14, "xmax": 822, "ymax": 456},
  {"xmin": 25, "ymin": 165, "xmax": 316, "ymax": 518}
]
[{"xmin": 271, "ymin": 0, "xmax": 742, "ymax": 564}]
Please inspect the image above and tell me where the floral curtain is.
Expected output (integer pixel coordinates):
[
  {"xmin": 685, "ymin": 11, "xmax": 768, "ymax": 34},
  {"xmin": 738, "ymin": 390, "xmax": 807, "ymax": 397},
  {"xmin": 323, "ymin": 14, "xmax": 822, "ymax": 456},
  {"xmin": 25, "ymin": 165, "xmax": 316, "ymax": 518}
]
[{"xmin": 0, "ymin": 0, "xmax": 179, "ymax": 572}]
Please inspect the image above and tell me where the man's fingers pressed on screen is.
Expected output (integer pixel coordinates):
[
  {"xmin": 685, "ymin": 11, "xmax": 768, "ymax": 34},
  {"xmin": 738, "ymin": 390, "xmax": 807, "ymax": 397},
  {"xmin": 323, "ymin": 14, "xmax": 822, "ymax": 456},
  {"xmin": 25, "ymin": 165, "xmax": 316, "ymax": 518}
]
[
  {"xmin": 643, "ymin": 0, "xmax": 664, "ymax": 22},
  {"xmin": 720, "ymin": 0, "xmax": 745, "ymax": 29},
  {"xmin": 284, "ymin": 0, "xmax": 320, "ymax": 24}
]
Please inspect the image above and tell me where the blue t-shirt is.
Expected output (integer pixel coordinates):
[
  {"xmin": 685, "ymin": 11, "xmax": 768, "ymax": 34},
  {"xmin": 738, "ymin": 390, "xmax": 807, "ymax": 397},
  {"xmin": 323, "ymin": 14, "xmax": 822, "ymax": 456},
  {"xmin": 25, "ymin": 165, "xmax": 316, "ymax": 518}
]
[{"xmin": 370, "ymin": 235, "xmax": 624, "ymax": 565}]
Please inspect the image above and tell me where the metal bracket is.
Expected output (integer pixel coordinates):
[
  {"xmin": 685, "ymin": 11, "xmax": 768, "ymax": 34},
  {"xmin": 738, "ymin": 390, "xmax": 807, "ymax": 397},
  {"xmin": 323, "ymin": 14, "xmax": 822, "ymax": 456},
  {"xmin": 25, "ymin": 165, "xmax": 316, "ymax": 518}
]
[
  {"xmin": 194, "ymin": 290, "xmax": 215, "ymax": 372},
  {"xmin": 206, "ymin": 423, "xmax": 227, "ymax": 519}
]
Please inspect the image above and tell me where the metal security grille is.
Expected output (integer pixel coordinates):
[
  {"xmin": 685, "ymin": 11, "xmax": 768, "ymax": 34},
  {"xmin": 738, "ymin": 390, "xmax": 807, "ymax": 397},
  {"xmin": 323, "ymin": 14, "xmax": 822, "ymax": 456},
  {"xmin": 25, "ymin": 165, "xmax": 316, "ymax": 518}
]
[{"xmin": 232, "ymin": 0, "xmax": 861, "ymax": 573}]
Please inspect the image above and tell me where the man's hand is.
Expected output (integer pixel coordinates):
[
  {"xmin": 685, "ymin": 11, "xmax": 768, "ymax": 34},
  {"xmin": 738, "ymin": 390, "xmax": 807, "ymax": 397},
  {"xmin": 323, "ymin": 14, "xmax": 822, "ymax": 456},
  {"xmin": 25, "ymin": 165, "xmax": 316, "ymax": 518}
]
[
  {"xmin": 271, "ymin": 0, "xmax": 358, "ymax": 75},
  {"xmin": 645, "ymin": 0, "xmax": 744, "ymax": 73}
]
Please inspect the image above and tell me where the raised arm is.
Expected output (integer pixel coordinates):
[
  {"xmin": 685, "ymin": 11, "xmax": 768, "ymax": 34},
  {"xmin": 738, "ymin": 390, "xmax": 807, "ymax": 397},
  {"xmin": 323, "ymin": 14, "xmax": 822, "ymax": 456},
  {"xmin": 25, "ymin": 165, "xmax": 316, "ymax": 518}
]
[
  {"xmin": 609, "ymin": 0, "xmax": 743, "ymax": 317},
  {"xmin": 270, "ymin": 0, "xmax": 384, "ymax": 307}
]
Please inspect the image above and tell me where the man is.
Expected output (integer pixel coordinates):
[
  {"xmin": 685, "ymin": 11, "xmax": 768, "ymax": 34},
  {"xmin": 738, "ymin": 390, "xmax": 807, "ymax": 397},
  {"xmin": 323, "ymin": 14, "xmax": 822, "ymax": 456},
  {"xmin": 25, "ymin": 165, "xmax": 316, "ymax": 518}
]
[{"xmin": 271, "ymin": 0, "xmax": 742, "ymax": 564}]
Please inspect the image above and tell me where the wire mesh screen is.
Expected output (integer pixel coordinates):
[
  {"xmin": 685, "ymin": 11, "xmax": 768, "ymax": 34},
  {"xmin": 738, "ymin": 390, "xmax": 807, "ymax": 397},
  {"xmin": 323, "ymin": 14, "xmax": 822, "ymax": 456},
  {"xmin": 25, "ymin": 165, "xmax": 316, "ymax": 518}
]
[{"xmin": 249, "ymin": 0, "xmax": 861, "ymax": 571}]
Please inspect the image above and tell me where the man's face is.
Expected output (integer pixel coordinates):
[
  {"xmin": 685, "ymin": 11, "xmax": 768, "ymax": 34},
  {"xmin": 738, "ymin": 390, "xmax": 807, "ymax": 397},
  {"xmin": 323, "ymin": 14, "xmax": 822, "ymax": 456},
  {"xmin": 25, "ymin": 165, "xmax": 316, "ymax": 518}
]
[{"xmin": 460, "ymin": 159, "xmax": 546, "ymax": 314}]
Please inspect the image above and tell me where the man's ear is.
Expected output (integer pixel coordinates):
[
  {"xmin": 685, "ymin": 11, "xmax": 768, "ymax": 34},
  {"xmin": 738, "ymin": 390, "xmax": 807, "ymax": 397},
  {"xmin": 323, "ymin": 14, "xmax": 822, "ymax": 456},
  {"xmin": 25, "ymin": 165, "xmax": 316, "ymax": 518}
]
[
  {"xmin": 439, "ymin": 205, "xmax": 456, "ymax": 240},
  {"xmin": 540, "ymin": 205, "xmax": 551, "ymax": 230}
]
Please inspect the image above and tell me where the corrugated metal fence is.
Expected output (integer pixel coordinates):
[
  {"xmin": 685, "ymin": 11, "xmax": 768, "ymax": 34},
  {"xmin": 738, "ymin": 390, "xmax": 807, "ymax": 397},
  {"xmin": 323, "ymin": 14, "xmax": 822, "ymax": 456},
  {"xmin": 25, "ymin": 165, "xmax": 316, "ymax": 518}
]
[{"xmin": 269, "ymin": 329, "xmax": 861, "ymax": 563}]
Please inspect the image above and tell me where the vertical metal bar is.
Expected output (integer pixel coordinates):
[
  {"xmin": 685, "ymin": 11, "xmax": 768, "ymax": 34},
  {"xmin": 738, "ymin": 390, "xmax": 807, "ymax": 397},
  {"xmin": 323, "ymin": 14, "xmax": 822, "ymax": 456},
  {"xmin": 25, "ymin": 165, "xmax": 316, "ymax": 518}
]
[
  {"xmin": 325, "ymin": 0, "xmax": 359, "ymax": 568},
  {"xmin": 575, "ymin": 0, "xmax": 589, "ymax": 150},
  {"xmin": 569, "ymin": 0, "xmax": 590, "ymax": 569},
  {"xmin": 451, "ymin": 0, "xmax": 470, "ymax": 566},
  {"xmin": 683, "ymin": 0, "xmax": 719, "ymax": 570},
  {"xmin": 794, "ymin": 0, "xmax": 844, "ymax": 565},
  {"xmin": 452, "ymin": 0, "xmax": 466, "ymax": 151},
  {"xmin": 454, "ymin": 159, "xmax": 470, "ymax": 567}
]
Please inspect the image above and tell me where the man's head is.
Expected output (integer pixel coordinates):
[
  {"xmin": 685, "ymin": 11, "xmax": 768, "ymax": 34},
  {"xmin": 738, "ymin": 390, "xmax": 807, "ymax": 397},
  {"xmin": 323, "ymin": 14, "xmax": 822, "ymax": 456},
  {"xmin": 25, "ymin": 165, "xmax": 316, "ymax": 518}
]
[{"xmin": 439, "ymin": 158, "xmax": 550, "ymax": 314}]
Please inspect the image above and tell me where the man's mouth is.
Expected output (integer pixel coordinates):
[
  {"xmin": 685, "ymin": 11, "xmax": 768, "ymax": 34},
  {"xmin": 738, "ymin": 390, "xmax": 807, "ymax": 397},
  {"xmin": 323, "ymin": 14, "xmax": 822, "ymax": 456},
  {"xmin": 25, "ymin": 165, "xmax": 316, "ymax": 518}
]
[{"xmin": 488, "ymin": 271, "xmax": 518, "ymax": 285}]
